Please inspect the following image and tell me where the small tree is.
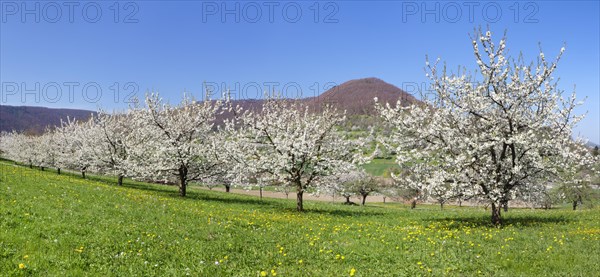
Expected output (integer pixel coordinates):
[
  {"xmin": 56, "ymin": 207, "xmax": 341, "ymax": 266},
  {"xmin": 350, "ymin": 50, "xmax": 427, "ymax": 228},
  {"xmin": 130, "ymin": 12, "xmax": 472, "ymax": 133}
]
[
  {"xmin": 555, "ymin": 159, "xmax": 599, "ymax": 210},
  {"xmin": 375, "ymin": 176, "xmax": 395, "ymax": 204},
  {"xmin": 355, "ymin": 175, "xmax": 379, "ymax": 206},
  {"xmin": 426, "ymin": 180, "xmax": 455, "ymax": 210},
  {"xmin": 275, "ymin": 182, "xmax": 294, "ymax": 199},
  {"xmin": 320, "ymin": 169, "xmax": 380, "ymax": 205},
  {"xmin": 321, "ymin": 169, "xmax": 364, "ymax": 205}
]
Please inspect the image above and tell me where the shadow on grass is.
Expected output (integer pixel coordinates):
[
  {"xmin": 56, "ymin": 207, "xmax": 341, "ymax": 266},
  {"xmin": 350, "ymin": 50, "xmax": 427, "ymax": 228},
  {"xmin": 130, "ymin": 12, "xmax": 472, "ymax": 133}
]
[
  {"xmin": 302, "ymin": 207, "xmax": 385, "ymax": 217},
  {"xmin": 124, "ymin": 180, "xmax": 385, "ymax": 217},
  {"xmin": 431, "ymin": 213, "xmax": 572, "ymax": 228},
  {"xmin": 120, "ymin": 181, "xmax": 177, "ymax": 194},
  {"xmin": 119, "ymin": 178, "xmax": 385, "ymax": 216},
  {"xmin": 186, "ymin": 190, "xmax": 289, "ymax": 208},
  {"xmin": 123, "ymin": 180, "xmax": 293, "ymax": 209}
]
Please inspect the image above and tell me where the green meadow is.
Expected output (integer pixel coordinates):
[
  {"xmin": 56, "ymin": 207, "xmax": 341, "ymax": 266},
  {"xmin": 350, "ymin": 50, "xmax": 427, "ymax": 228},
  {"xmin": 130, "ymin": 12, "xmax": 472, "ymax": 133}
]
[
  {"xmin": 361, "ymin": 158, "xmax": 398, "ymax": 176},
  {"xmin": 1, "ymin": 162, "xmax": 599, "ymax": 276}
]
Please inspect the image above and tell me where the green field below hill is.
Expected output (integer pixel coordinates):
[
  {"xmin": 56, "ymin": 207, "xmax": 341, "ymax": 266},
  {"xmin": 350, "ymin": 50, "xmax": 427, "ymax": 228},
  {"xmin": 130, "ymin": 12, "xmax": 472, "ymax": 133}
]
[{"xmin": 361, "ymin": 158, "xmax": 398, "ymax": 176}]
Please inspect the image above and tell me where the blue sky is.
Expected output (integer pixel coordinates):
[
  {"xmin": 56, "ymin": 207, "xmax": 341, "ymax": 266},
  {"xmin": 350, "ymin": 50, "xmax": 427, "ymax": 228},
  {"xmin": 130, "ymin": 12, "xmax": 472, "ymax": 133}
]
[{"xmin": 1, "ymin": 1, "xmax": 598, "ymax": 143}]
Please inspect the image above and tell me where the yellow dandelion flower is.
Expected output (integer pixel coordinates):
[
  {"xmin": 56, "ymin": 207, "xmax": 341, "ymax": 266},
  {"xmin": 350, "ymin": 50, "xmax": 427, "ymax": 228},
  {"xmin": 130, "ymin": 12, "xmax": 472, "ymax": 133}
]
[
  {"xmin": 18, "ymin": 263, "xmax": 26, "ymax": 269},
  {"xmin": 350, "ymin": 267, "xmax": 356, "ymax": 276},
  {"xmin": 260, "ymin": 271, "xmax": 267, "ymax": 277}
]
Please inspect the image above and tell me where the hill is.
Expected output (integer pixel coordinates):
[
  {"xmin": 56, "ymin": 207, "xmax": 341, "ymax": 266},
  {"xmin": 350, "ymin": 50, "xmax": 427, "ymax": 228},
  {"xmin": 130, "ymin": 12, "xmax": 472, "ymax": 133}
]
[
  {"xmin": 305, "ymin": 77, "xmax": 417, "ymax": 115},
  {"xmin": 224, "ymin": 77, "xmax": 417, "ymax": 116}
]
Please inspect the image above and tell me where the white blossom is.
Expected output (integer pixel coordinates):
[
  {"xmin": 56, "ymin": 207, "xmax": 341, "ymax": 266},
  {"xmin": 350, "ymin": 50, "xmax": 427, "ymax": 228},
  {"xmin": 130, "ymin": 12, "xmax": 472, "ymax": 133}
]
[{"xmin": 376, "ymin": 29, "xmax": 596, "ymax": 224}]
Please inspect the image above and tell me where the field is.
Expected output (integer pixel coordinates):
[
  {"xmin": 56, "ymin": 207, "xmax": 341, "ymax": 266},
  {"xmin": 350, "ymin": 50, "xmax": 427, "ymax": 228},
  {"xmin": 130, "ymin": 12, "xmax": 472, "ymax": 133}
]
[
  {"xmin": 361, "ymin": 158, "xmax": 398, "ymax": 176},
  {"xmin": 1, "ymin": 162, "xmax": 600, "ymax": 276}
]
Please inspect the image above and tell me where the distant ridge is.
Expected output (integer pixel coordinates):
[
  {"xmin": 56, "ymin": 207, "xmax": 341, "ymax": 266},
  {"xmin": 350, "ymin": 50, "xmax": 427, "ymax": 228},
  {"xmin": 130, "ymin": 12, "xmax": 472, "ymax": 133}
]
[{"xmin": 0, "ymin": 105, "xmax": 95, "ymax": 134}]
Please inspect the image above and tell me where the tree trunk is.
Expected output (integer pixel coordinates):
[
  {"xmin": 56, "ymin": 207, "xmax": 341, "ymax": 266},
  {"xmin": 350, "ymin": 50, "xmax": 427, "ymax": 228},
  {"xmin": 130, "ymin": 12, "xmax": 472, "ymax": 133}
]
[
  {"xmin": 491, "ymin": 203, "xmax": 502, "ymax": 226},
  {"xmin": 383, "ymin": 196, "xmax": 386, "ymax": 204},
  {"xmin": 361, "ymin": 194, "xmax": 367, "ymax": 206},
  {"xmin": 178, "ymin": 166, "xmax": 187, "ymax": 197},
  {"xmin": 179, "ymin": 178, "xmax": 187, "ymax": 197},
  {"xmin": 29, "ymin": 163, "xmax": 32, "ymax": 169},
  {"xmin": 296, "ymin": 190, "xmax": 304, "ymax": 212},
  {"xmin": 345, "ymin": 196, "xmax": 351, "ymax": 204},
  {"xmin": 440, "ymin": 202, "xmax": 444, "ymax": 210},
  {"xmin": 57, "ymin": 168, "xmax": 61, "ymax": 175},
  {"xmin": 118, "ymin": 175, "xmax": 124, "ymax": 186},
  {"xmin": 81, "ymin": 170, "xmax": 86, "ymax": 179},
  {"xmin": 503, "ymin": 200, "xmax": 509, "ymax": 212},
  {"xmin": 411, "ymin": 198, "xmax": 417, "ymax": 209},
  {"xmin": 458, "ymin": 199, "xmax": 462, "ymax": 207},
  {"xmin": 259, "ymin": 187, "xmax": 263, "ymax": 200},
  {"xmin": 225, "ymin": 184, "xmax": 231, "ymax": 193},
  {"xmin": 572, "ymin": 200, "xmax": 578, "ymax": 210},
  {"xmin": 41, "ymin": 166, "xmax": 45, "ymax": 171}
]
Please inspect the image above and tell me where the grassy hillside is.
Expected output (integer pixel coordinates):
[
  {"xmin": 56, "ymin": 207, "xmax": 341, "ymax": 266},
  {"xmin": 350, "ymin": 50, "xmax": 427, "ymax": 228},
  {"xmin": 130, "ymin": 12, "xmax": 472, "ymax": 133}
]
[{"xmin": 1, "ymin": 163, "xmax": 599, "ymax": 276}]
